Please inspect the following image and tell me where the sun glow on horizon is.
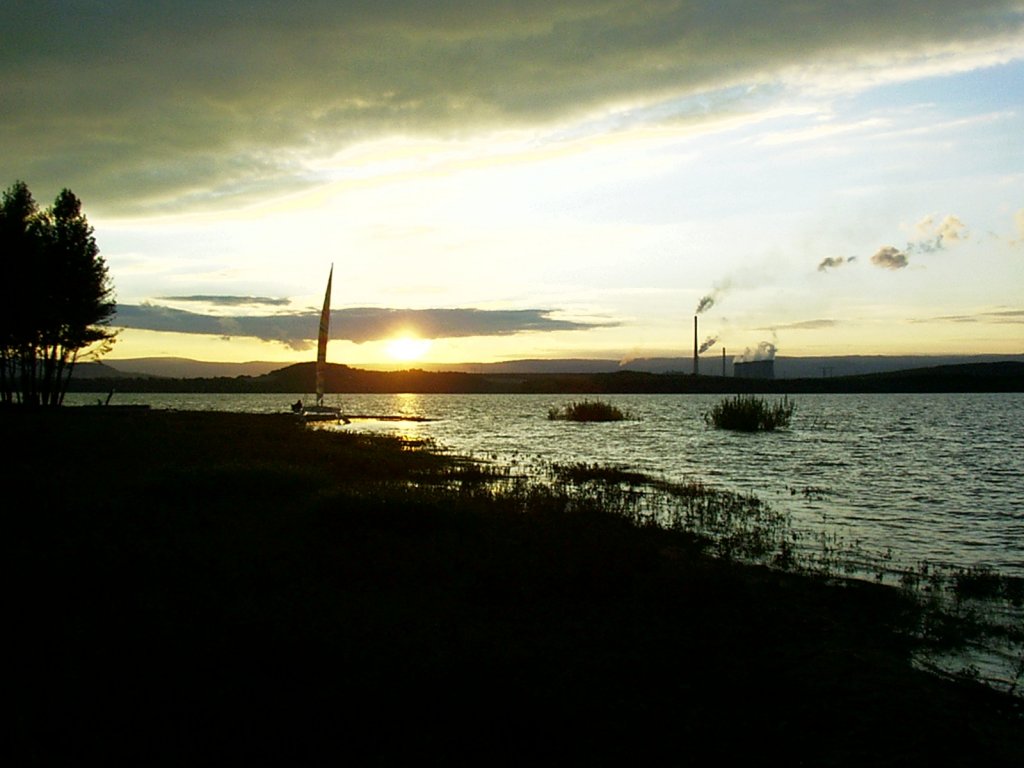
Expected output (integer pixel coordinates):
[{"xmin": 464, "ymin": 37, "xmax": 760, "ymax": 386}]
[{"xmin": 385, "ymin": 335, "xmax": 432, "ymax": 362}]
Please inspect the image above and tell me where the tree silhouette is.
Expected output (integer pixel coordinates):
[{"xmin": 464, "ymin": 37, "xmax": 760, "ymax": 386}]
[
  {"xmin": 1, "ymin": 181, "xmax": 116, "ymax": 406},
  {"xmin": 0, "ymin": 181, "xmax": 37, "ymax": 405}
]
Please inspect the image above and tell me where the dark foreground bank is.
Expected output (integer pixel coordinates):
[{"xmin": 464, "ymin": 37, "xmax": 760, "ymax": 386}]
[{"xmin": 6, "ymin": 410, "xmax": 1022, "ymax": 765}]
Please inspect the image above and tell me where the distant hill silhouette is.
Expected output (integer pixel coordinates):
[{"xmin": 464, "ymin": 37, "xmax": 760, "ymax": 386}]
[
  {"xmin": 451, "ymin": 353, "xmax": 1024, "ymax": 378},
  {"xmin": 85, "ymin": 358, "xmax": 286, "ymax": 378},
  {"xmin": 67, "ymin": 360, "xmax": 1024, "ymax": 394},
  {"xmin": 85, "ymin": 352, "xmax": 1024, "ymax": 380}
]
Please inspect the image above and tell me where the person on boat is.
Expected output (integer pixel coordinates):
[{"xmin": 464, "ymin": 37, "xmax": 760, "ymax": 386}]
[{"xmin": 291, "ymin": 399, "xmax": 303, "ymax": 413}]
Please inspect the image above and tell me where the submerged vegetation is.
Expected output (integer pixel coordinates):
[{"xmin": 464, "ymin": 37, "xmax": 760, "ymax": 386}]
[
  {"xmin": 6, "ymin": 409, "xmax": 1022, "ymax": 764},
  {"xmin": 548, "ymin": 399, "xmax": 631, "ymax": 421},
  {"xmin": 704, "ymin": 394, "xmax": 795, "ymax": 431},
  {"xmin": 545, "ymin": 462, "xmax": 794, "ymax": 564}
]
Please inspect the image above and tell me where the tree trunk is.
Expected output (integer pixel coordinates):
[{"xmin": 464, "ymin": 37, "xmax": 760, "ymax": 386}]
[{"xmin": 57, "ymin": 349, "xmax": 75, "ymax": 406}]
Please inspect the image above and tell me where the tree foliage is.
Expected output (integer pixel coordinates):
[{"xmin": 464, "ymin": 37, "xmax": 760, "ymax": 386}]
[{"xmin": 1, "ymin": 181, "xmax": 116, "ymax": 406}]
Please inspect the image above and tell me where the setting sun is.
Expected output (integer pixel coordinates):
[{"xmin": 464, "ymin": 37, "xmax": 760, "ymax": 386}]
[{"xmin": 385, "ymin": 335, "xmax": 432, "ymax": 362}]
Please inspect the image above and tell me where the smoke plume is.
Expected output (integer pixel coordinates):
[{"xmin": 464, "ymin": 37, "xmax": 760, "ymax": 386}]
[
  {"xmin": 734, "ymin": 341, "xmax": 777, "ymax": 363},
  {"xmin": 699, "ymin": 335, "xmax": 718, "ymax": 354},
  {"xmin": 695, "ymin": 295, "xmax": 715, "ymax": 314},
  {"xmin": 694, "ymin": 280, "xmax": 731, "ymax": 314}
]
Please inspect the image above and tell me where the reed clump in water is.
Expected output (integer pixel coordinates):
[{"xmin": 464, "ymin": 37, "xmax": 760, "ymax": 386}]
[
  {"xmin": 548, "ymin": 399, "xmax": 630, "ymax": 422},
  {"xmin": 704, "ymin": 394, "xmax": 794, "ymax": 431}
]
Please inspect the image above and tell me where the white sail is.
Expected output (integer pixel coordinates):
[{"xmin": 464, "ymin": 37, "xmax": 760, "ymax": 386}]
[
  {"xmin": 295, "ymin": 265, "xmax": 345, "ymax": 422},
  {"xmin": 315, "ymin": 264, "xmax": 333, "ymax": 406}
]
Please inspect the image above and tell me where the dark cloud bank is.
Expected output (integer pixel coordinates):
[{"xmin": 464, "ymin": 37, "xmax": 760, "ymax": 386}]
[
  {"xmin": 115, "ymin": 304, "xmax": 614, "ymax": 349},
  {"xmin": 161, "ymin": 295, "xmax": 292, "ymax": 307},
  {"xmin": 2, "ymin": 1, "xmax": 1021, "ymax": 213}
]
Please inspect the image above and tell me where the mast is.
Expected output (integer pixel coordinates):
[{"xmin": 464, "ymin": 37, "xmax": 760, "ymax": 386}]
[
  {"xmin": 693, "ymin": 315, "xmax": 698, "ymax": 376},
  {"xmin": 315, "ymin": 264, "xmax": 333, "ymax": 406}
]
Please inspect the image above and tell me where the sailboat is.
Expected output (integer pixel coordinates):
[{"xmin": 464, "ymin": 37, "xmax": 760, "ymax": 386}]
[{"xmin": 296, "ymin": 265, "xmax": 346, "ymax": 423}]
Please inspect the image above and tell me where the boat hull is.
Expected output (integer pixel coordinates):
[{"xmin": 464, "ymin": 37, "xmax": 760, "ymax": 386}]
[{"xmin": 298, "ymin": 405, "xmax": 347, "ymax": 423}]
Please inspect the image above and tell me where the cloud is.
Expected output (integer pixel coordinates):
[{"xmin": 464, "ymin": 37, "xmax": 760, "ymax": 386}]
[
  {"xmin": 114, "ymin": 304, "xmax": 615, "ymax": 349},
  {"xmin": 911, "ymin": 213, "xmax": 968, "ymax": 252},
  {"xmin": 2, "ymin": 1, "xmax": 1022, "ymax": 213},
  {"xmin": 986, "ymin": 309, "xmax": 1024, "ymax": 322},
  {"xmin": 161, "ymin": 295, "xmax": 292, "ymax": 307},
  {"xmin": 338, "ymin": 307, "xmax": 615, "ymax": 342},
  {"xmin": 1014, "ymin": 209, "xmax": 1024, "ymax": 243},
  {"xmin": 863, "ymin": 213, "xmax": 969, "ymax": 271},
  {"xmin": 870, "ymin": 246, "xmax": 909, "ymax": 270},
  {"xmin": 914, "ymin": 214, "xmax": 936, "ymax": 237},
  {"xmin": 936, "ymin": 214, "xmax": 967, "ymax": 243},
  {"xmin": 764, "ymin": 319, "xmax": 837, "ymax": 330},
  {"xmin": 817, "ymin": 256, "xmax": 855, "ymax": 272},
  {"xmin": 911, "ymin": 314, "xmax": 976, "ymax": 324},
  {"xmin": 916, "ymin": 309, "xmax": 1024, "ymax": 324}
]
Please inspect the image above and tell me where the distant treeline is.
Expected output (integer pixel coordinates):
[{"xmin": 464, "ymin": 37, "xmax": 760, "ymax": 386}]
[{"xmin": 64, "ymin": 361, "xmax": 1024, "ymax": 395}]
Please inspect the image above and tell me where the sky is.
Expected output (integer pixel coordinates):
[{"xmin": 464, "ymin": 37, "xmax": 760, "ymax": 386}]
[{"xmin": 3, "ymin": 1, "xmax": 1023, "ymax": 367}]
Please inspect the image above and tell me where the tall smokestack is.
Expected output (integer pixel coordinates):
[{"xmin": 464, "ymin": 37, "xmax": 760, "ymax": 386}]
[
  {"xmin": 722, "ymin": 347, "xmax": 726, "ymax": 377},
  {"xmin": 693, "ymin": 315, "xmax": 698, "ymax": 376}
]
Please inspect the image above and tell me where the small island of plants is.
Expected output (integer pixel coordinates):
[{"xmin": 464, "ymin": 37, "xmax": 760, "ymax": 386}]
[
  {"xmin": 548, "ymin": 399, "xmax": 631, "ymax": 422},
  {"xmin": 704, "ymin": 394, "xmax": 794, "ymax": 431}
]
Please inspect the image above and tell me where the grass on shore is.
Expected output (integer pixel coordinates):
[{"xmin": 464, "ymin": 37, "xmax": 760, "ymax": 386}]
[{"xmin": 5, "ymin": 409, "xmax": 1022, "ymax": 765}]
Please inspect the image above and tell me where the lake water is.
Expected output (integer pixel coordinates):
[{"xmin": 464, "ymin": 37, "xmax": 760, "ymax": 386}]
[{"xmin": 67, "ymin": 391, "xmax": 1023, "ymax": 580}]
